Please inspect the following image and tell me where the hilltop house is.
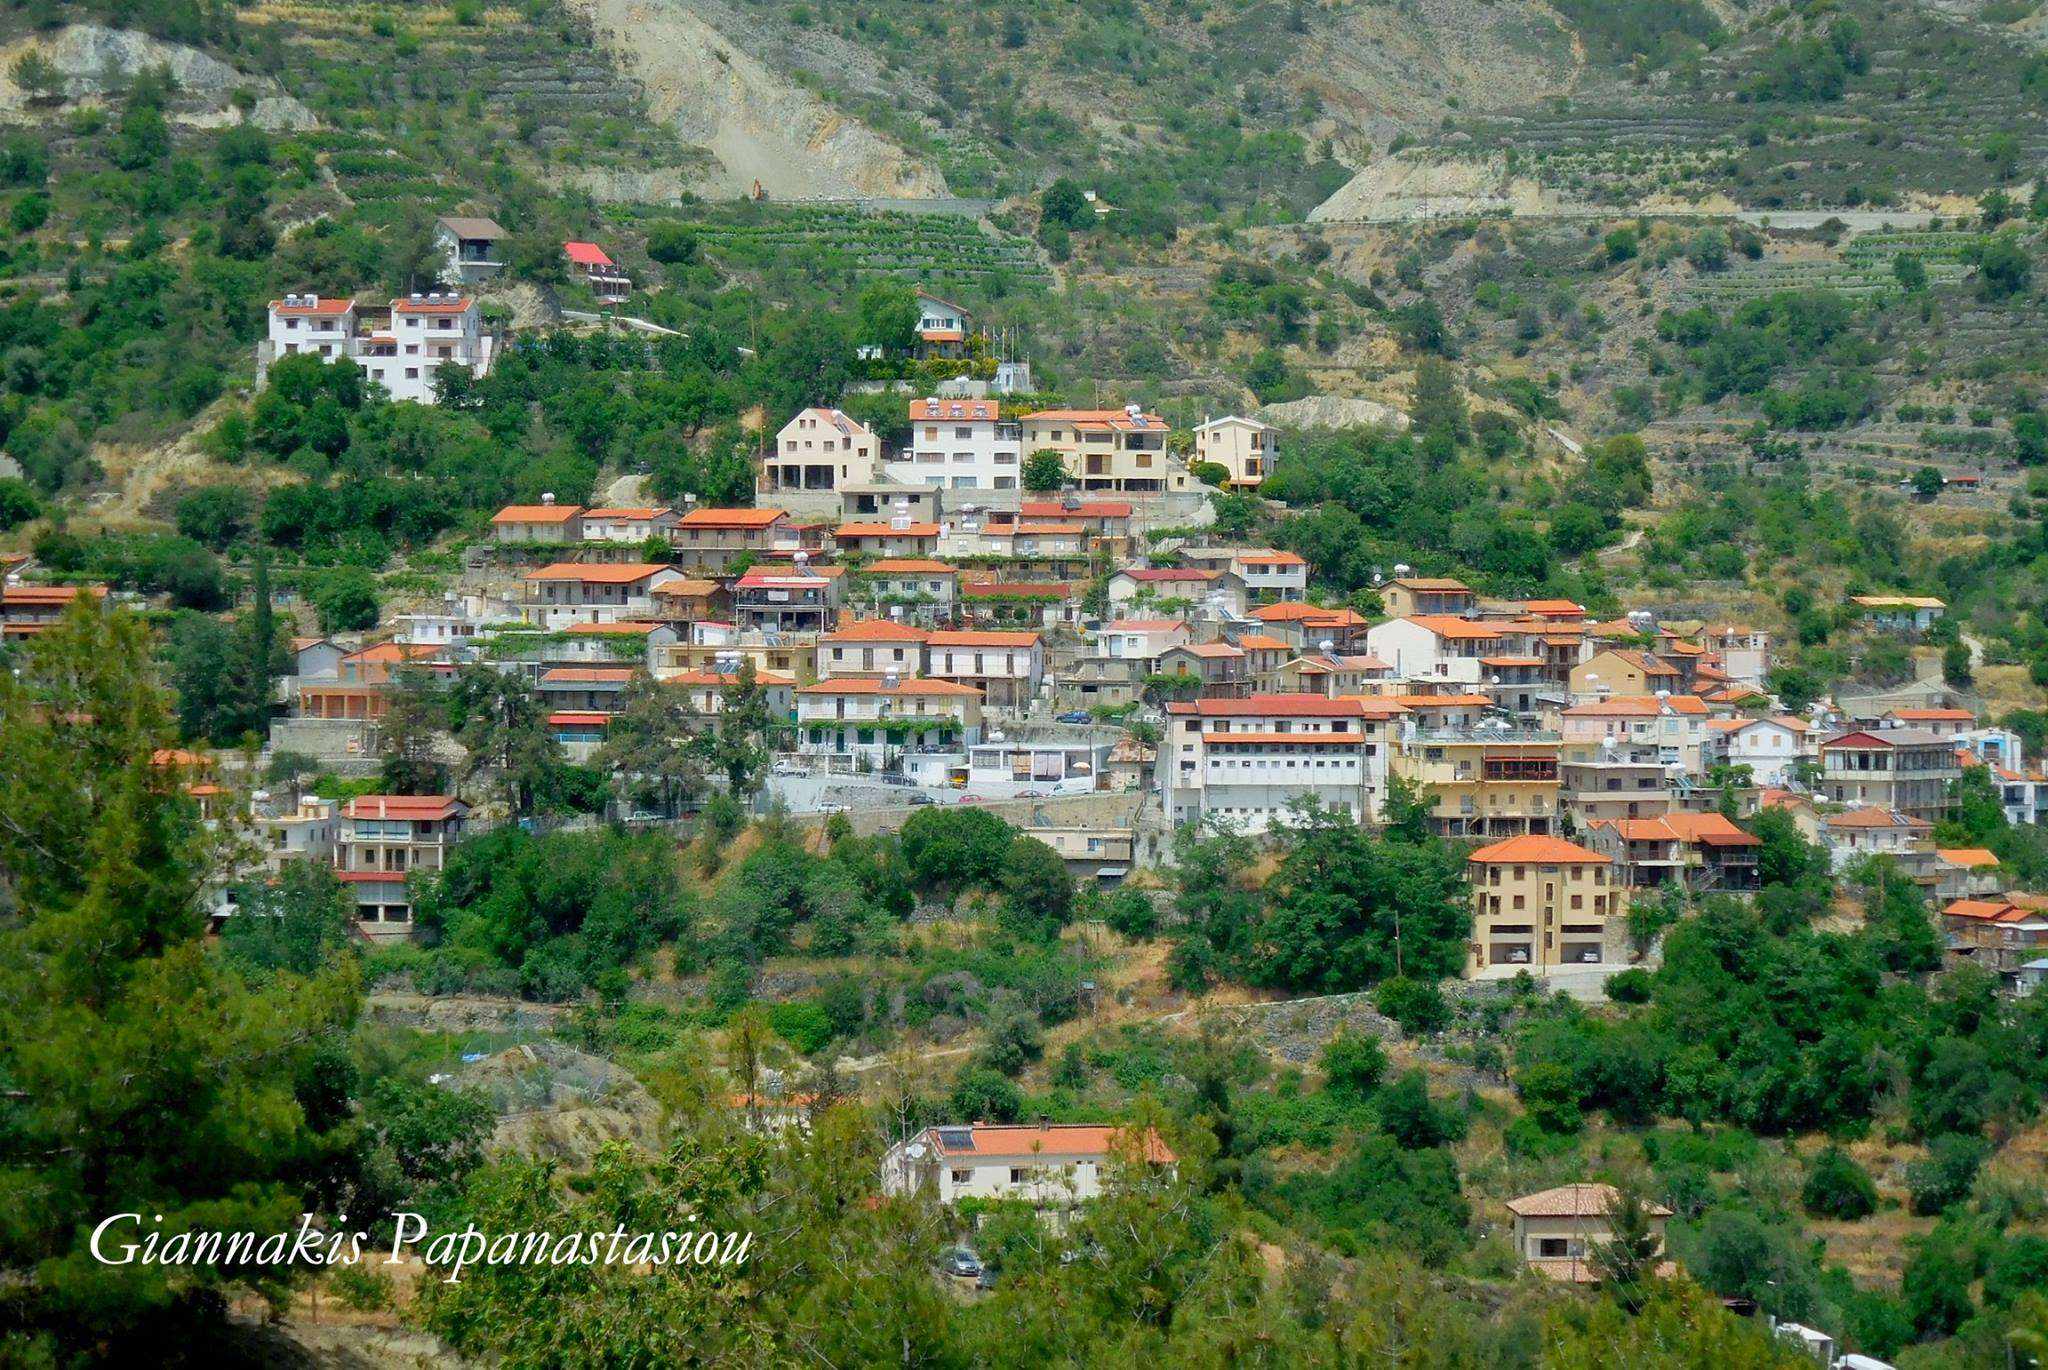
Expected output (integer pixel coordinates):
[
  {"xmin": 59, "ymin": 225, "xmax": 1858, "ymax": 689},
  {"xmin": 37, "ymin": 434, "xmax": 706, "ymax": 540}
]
[
  {"xmin": 263, "ymin": 293, "xmax": 495, "ymax": 406},
  {"xmin": 434, "ymin": 215, "xmax": 507, "ymax": 284}
]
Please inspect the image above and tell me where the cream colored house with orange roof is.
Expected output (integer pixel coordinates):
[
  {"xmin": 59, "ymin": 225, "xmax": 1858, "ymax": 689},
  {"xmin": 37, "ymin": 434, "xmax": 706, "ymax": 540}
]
[
  {"xmin": 1466, "ymin": 834, "xmax": 1626, "ymax": 975},
  {"xmin": 928, "ymin": 629, "xmax": 1044, "ymax": 710},
  {"xmin": 1378, "ymin": 576, "xmax": 1476, "ymax": 619},
  {"xmin": 815, "ymin": 618, "xmax": 929, "ymax": 680},
  {"xmin": 490, "ymin": 498, "xmax": 585, "ymax": 544},
  {"xmin": 1363, "ymin": 614, "xmax": 1505, "ymax": 684},
  {"xmin": 1019, "ymin": 406, "xmax": 1190, "ymax": 494},
  {"xmin": 1506, "ymin": 1184, "xmax": 1672, "ymax": 1283}
]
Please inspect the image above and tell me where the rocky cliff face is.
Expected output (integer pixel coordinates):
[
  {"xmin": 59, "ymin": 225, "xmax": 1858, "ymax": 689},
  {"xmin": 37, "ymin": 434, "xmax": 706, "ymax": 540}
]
[
  {"xmin": 570, "ymin": 0, "xmax": 947, "ymax": 199},
  {"xmin": 0, "ymin": 24, "xmax": 314, "ymax": 130}
]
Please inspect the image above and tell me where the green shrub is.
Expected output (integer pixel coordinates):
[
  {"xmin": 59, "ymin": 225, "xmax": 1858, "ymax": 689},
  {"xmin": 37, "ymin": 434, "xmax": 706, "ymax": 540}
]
[{"xmin": 1801, "ymin": 1145, "xmax": 1878, "ymax": 1220}]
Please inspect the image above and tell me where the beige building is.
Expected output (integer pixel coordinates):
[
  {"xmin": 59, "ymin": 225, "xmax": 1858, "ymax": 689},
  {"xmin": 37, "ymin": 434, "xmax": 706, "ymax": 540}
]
[
  {"xmin": 1466, "ymin": 834, "xmax": 1624, "ymax": 976},
  {"xmin": 1019, "ymin": 407, "xmax": 1190, "ymax": 494},
  {"xmin": 1378, "ymin": 577, "xmax": 1476, "ymax": 620},
  {"xmin": 1193, "ymin": 415, "xmax": 1278, "ymax": 488},
  {"xmin": 1570, "ymin": 648, "xmax": 1683, "ymax": 700},
  {"xmin": 1393, "ymin": 725, "xmax": 1562, "ymax": 839},
  {"xmin": 672, "ymin": 507, "xmax": 791, "ymax": 571},
  {"xmin": 766, "ymin": 408, "xmax": 882, "ymax": 495},
  {"xmin": 1506, "ymin": 1184, "xmax": 1671, "ymax": 1284},
  {"xmin": 333, "ymin": 795, "xmax": 470, "ymax": 937}
]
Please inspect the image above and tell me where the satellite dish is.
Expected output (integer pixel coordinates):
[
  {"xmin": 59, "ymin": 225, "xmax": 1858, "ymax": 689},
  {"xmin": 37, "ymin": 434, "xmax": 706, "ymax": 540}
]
[
  {"xmin": 1600, "ymin": 736, "xmax": 1617, "ymax": 752},
  {"xmin": 905, "ymin": 1142, "xmax": 927, "ymax": 1160}
]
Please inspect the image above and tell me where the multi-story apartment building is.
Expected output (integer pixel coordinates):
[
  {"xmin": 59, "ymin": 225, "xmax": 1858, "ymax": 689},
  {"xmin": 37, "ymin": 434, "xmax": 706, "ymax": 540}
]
[
  {"xmin": 1018, "ymin": 406, "xmax": 1189, "ymax": 494},
  {"xmin": 1192, "ymin": 415, "xmax": 1278, "ymax": 488},
  {"xmin": 794, "ymin": 676, "xmax": 983, "ymax": 765},
  {"xmin": 884, "ymin": 398, "xmax": 1022, "ymax": 491},
  {"xmin": 1392, "ymin": 723, "xmax": 1562, "ymax": 839},
  {"xmin": 261, "ymin": 293, "xmax": 495, "ymax": 405},
  {"xmin": 926, "ymin": 629, "xmax": 1044, "ymax": 710},
  {"xmin": 765, "ymin": 408, "xmax": 882, "ymax": 496},
  {"xmin": 333, "ymin": 794, "xmax": 470, "ymax": 934},
  {"xmin": 1160, "ymin": 695, "xmax": 1408, "ymax": 831},
  {"xmin": 1465, "ymin": 834, "xmax": 1625, "ymax": 975},
  {"xmin": 1819, "ymin": 728, "xmax": 1959, "ymax": 825},
  {"xmin": 1560, "ymin": 739, "xmax": 1675, "ymax": 824}
]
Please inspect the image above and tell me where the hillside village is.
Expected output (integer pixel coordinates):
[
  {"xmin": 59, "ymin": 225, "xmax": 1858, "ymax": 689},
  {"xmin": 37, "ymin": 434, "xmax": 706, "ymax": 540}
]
[{"xmin": 8, "ymin": 0, "xmax": 2048, "ymax": 1365}]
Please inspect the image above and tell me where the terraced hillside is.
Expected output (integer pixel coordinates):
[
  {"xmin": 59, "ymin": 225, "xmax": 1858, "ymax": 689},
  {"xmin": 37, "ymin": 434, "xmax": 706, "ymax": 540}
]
[
  {"xmin": 243, "ymin": 0, "xmax": 709, "ymax": 178},
  {"xmin": 1440, "ymin": 0, "xmax": 2048, "ymax": 211}
]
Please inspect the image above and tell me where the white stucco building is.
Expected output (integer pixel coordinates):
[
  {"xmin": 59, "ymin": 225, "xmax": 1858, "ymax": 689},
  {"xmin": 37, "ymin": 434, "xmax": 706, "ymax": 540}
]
[{"xmin": 884, "ymin": 398, "xmax": 1022, "ymax": 491}]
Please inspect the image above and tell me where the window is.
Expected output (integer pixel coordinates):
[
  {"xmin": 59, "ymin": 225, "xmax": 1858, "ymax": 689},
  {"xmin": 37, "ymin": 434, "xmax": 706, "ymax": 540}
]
[
  {"xmin": 1009, "ymin": 1167, "xmax": 1028, "ymax": 1184},
  {"xmin": 950, "ymin": 1168, "xmax": 972, "ymax": 1184}
]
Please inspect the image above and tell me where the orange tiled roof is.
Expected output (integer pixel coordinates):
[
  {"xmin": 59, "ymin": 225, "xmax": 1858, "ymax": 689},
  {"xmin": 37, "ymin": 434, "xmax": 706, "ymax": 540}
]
[
  {"xmin": 493, "ymin": 503, "xmax": 583, "ymax": 524},
  {"xmin": 926, "ymin": 1123, "xmax": 1174, "ymax": 1163},
  {"xmin": 821, "ymin": 618, "xmax": 929, "ymax": 643},
  {"xmin": 1469, "ymin": 835, "xmax": 1609, "ymax": 865},
  {"xmin": 525, "ymin": 562, "xmax": 673, "ymax": 583}
]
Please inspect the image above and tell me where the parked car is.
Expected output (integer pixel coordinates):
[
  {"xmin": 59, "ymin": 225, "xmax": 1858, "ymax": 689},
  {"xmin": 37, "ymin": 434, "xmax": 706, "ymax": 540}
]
[
  {"xmin": 958, "ymin": 794, "xmax": 985, "ymax": 804},
  {"xmin": 1056, "ymin": 711, "xmax": 1092, "ymax": 724},
  {"xmin": 938, "ymin": 1247, "xmax": 983, "ymax": 1280},
  {"xmin": 906, "ymin": 792, "xmax": 936, "ymax": 806}
]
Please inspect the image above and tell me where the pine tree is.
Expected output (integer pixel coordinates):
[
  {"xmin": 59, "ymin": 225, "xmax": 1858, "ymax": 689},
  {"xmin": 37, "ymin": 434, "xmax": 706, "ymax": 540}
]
[
  {"xmin": 0, "ymin": 601, "xmax": 360, "ymax": 1355},
  {"xmin": 1591, "ymin": 1181, "xmax": 1666, "ymax": 1314}
]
